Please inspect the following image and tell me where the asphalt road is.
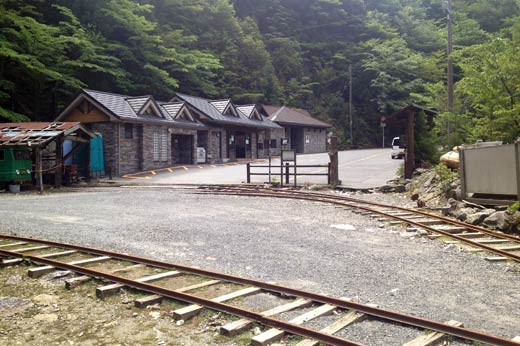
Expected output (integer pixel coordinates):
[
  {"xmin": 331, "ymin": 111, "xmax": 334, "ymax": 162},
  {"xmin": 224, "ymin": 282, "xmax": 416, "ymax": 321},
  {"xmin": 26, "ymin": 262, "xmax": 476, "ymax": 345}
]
[{"xmin": 124, "ymin": 148, "xmax": 401, "ymax": 188}]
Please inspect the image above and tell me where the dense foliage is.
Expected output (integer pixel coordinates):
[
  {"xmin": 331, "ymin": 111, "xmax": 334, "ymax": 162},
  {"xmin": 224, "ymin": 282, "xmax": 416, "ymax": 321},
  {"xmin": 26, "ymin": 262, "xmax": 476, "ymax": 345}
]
[{"xmin": 1, "ymin": 0, "xmax": 519, "ymax": 148}]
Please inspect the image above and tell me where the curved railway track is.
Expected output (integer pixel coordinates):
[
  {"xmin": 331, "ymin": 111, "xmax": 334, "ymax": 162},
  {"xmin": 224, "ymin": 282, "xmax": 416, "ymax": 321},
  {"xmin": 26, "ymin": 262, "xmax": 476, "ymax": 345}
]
[
  {"xmin": 188, "ymin": 184, "xmax": 520, "ymax": 264},
  {"xmin": 1, "ymin": 185, "xmax": 520, "ymax": 345}
]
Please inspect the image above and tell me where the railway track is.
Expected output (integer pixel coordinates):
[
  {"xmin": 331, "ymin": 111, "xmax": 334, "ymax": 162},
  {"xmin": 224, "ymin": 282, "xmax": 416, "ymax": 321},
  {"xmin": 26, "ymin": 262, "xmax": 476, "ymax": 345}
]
[
  {"xmin": 189, "ymin": 184, "xmax": 520, "ymax": 264},
  {"xmin": 0, "ymin": 231, "xmax": 519, "ymax": 346}
]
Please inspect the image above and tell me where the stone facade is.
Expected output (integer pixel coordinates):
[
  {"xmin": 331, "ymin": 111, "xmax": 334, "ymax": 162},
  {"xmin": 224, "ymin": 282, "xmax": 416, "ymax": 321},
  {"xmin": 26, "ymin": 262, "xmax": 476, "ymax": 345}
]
[
  {"xmin": 302, "ymin": 127, "xmax": 328, "ymax": 154},
  {"xmin": 207, "ymin": 129, "xmax": 227, "ymax": 163}
]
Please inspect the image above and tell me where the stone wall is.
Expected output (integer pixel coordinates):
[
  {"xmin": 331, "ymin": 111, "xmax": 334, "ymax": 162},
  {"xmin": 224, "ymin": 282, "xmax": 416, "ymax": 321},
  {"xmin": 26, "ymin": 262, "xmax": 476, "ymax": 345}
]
[
  {"xmin": 207, "ymin": 129, "xmax": 227, "ymax": 163},
  {"xmin": 302, "ymin": 127, "xmax": 328, "ymax": 154},
  {"xmin": 141, "ymin": 124, "xmax": 172, "ymax": 172},
  {"xmin": 268, "ymin": 128, "xmax": 285, "ymax": 156},
  {"xmin": 118, "ymin": 124, "xmax": 141, "ymax": 174}
]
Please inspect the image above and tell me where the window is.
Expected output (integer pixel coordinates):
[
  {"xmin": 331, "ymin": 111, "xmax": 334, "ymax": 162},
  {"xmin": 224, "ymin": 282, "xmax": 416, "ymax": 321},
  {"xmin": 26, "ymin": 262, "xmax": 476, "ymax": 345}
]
[
  {"xmin": 124, "ymin": 123, "xmax": 133, "ymax": 139},
  {"xmin": 161, "ymin": 131, "xmax": 168, "ymax": 162},
  {"xmin": 0, "ymin": 150, "xmax": 4, "ymax": 161},
  {"xmin": 87, "ymin": 102, "xmax": 94, "ymax": 113},
  {"xmin": 271, "ymin": 139, "xmax": 277, "ymax": 148},
  {"xmin": 153, "ymin": 131, "xmax": 159, "ymax": 161},
  {"xmin": 76, "ymin": 102, "xmax": 86, "ymax": 114}
]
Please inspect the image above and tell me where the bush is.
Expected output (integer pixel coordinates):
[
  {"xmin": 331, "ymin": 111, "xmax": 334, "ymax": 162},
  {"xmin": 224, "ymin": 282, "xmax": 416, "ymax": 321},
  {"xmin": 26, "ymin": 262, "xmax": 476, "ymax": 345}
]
[{"xmin": 434, "ymin": 163, "xmax": 457, "ymax": 193}]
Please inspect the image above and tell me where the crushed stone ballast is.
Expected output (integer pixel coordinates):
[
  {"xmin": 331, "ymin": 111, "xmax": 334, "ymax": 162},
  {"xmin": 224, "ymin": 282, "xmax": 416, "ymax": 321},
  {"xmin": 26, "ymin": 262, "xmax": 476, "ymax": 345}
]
[{"xmin": 0, "ymin": 232, "xmax": 519, "ymax": 346}]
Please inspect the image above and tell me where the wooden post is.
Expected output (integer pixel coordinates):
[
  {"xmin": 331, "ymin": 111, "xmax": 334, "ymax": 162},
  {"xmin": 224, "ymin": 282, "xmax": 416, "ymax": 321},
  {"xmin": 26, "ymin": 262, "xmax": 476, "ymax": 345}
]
[
  {"xmin": 328, "ymin": 136, "xmax": 339, "ymax": 186},
  {"xmin": 405, "ymin": 111, "xmax": 415, "ymax": 179},
  {"xmin": 85, "ymin": 139, "xmax": 91, "ymax": 183},
  {"xmin": 246, "ymin": 163, "xmax": 251, "ymax": 184},
  {"xmin": 36, "ymin": 148, "xmax": 43, "ymax": 193},
  {"xmin": 54, "ymin": 138, "xmax": 63, "ymax": 188},
  {"xmin": 515, "ymin": 140, "xmax": 520, "ymax": 202},
  {"xmin": 294, "ymin": 155, "xmax": 297, "ymax": 187},
  {"xmin": 285, "ymin": 163, "xmax": 290, "ymax": 185}
]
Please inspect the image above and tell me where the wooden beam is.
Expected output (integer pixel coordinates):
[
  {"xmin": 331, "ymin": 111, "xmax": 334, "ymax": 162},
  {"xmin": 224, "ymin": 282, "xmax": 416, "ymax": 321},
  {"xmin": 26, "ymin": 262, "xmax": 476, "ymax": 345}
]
[
  {"xmin": 96, "ymin": 270, "xmax": 182, "ymax": 298},
  {"xmin": 251, "ymin": 303, "xmax": 338, "ymax": 346},
  {"xmin": 0, "ymin": 242, "xmax": 28, "ymax": 248},
  {"xmin": 295, "ymin": 310, "xmax": 368, "ymax": 346},
  {"xmin": 54, "ymin": 136, "xmax": 63, "ymax": 188},
  {"xmin": 135, "ymin": 279, "xmax": 221, "ymax": 308},
  {"xmin": 66, "ymin": 264, "xmax": 143, "ymax": 289},
  {"xmin": 172, "ymin": 286, "xmax": 261, "ymax": 320},
  {"xmin": 220, "ymin": 298, "xmax": 313, "ymax": 337},
  {"xmin": 402, "ymin": 320, "xmax": 463, "ymax": 346},
  {"xmin": 11, "ymin": 245, "xmax": 50, "ymax": 253},
  {"xmin": 28, "ymin": 256, "xmax": 110, "ymax": 278}
]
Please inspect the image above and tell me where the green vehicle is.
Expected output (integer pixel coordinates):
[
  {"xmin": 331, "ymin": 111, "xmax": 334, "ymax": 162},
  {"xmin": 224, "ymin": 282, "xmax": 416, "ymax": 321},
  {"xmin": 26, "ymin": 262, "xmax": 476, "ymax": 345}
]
[{"xmin": 0, "ymin": 147, "xmax": 32, "ymax": 183}]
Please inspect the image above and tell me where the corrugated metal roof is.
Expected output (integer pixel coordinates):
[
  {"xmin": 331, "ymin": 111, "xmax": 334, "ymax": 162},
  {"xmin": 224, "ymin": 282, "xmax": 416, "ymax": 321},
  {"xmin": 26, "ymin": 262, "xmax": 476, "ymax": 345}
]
[
  {"xmin": 176, "ymin": 93, "xmax": 281, "ymax": 129},
  {"xmin": 0, "ymin": 122, "xmax": 95, "ymax": 147},
  {"xmin": 262, "ymin": 105, "xmax": 331, "ymax": 128}
]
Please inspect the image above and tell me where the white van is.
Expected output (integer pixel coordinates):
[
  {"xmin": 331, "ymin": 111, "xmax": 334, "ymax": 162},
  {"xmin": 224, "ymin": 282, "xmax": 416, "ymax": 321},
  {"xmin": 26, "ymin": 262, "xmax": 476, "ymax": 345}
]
[{"xmin": 391, "ymin": 137, "xmax": 405, "ymax": 159}]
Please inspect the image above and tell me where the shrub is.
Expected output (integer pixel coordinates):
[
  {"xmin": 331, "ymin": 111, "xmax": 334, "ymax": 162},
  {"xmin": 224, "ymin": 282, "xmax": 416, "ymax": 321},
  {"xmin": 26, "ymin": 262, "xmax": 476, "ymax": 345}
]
[{"xmin": 434, "ymin": 163, "xmax": 457, "ymax": 193}]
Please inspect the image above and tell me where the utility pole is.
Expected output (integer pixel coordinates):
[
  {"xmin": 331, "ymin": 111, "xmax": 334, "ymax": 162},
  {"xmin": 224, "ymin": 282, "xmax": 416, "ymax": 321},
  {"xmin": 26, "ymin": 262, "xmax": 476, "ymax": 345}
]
[
  {"xmin": 446, "ymin": 0, "xmax": 454, "ymax": 112},
  {"xmin": 348, "ymin": 64, "xmax": 353, "ymax": 146}
]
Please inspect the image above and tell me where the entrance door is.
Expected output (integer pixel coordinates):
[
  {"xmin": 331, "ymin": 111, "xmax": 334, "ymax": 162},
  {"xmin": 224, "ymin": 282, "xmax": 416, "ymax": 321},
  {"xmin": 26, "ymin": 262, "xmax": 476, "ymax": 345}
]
[
  {"xmin": 290, "ymin": 127, "xmax": 304, "ymax": 153},
  {"xmin": 172, "ymin": 135, "xmax": 193, "ymax": 164}
]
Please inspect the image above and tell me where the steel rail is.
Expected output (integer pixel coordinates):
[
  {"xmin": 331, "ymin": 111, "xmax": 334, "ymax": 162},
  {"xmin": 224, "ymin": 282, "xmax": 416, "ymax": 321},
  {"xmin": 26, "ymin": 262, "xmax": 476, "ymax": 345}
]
[
  {"xmin": 195, "ymin": 185, "xmax": 520, "ymax": 243},
  {"xmin": 197, "ymin": 189, "xmax": 520, "ymax": 264},
  {"xmin": 0, "ymin": 234, "xmax": 518, "ymax": 345},
  {"xmin": 0, "ymin": 248, "xmax": 361, "ymax": 346}
]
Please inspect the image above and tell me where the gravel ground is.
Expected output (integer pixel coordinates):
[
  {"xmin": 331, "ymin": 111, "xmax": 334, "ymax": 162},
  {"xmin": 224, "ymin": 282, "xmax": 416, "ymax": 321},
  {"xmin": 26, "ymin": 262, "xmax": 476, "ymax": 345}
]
[{"xmin": 0, "ymin": 187, "xmax": 519, "ymax": 345}]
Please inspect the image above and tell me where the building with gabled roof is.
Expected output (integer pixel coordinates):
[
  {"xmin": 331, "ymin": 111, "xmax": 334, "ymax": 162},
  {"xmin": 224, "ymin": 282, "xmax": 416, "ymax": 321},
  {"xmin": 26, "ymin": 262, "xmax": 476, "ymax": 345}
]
[
  {"xmin": 173, "ymin": 93, "xmax": 283, "ymax": 161},
  {"xmin": 259, "ymin": 105, "xmax": 331, "ymax": 154},
  {"xmin": 56, "ymin": 89, "xmax": 206, "ymax": 175}
]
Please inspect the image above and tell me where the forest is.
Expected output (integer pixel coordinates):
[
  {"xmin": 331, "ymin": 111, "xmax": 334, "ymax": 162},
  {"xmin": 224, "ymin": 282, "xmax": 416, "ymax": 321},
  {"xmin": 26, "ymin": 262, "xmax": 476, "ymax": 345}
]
[{"xmin": 1, "ymin": 0, "xmax": 520, "ymax": 149}]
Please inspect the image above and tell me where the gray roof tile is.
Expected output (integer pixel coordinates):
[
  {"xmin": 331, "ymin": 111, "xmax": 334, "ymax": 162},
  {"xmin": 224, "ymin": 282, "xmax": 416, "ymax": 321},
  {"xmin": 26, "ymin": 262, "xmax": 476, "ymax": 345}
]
[{"xmin": 176, "ymin": 93, "xmax": 281, "ymax": 129}]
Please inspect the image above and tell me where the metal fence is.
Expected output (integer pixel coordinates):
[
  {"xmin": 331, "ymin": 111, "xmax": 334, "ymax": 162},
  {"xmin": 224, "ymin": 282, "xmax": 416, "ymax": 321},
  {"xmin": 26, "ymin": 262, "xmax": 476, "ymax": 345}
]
[{"xmin": 246, "ymin": 160, "xmax": 330, "ymax": 187}]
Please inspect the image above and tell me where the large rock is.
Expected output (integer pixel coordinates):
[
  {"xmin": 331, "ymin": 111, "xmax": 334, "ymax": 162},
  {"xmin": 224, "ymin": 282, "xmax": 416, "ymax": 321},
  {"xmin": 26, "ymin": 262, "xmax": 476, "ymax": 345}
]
[
  {"xmin": 379, "ymin": 184, "xmax": 406, "ymax": 193},
  {"xmin": 443, "ymin": 198, "xmax": 464, "ymax": 216},
  {"xmin": 456, "ymin": 207, "xmax": 477, "ymax": 222},
  {"xmin": 465, "ymin": 209, "xmax": 496, "ymax": 225},
  {"xmin": 483, "ymin": 211, "xmax": 513, "ymax": 231}
]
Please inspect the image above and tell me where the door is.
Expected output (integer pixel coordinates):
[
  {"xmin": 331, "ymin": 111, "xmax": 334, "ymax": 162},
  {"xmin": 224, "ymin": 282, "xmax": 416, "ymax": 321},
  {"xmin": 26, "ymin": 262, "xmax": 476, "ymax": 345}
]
[{"xmin": 172, "ymin": 135, "xmax": 194, "ymax": 164}]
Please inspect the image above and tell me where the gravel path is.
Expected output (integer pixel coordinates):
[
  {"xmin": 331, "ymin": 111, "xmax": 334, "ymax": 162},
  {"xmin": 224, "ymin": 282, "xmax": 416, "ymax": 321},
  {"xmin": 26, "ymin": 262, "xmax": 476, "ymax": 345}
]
[{"xmin": 0, "ymin": 187, "xmax": 519, "ymax": 345}]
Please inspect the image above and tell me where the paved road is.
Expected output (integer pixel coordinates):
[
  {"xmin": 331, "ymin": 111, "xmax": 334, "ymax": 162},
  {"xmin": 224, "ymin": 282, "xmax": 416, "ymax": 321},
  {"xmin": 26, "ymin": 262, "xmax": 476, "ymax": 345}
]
[{"xmin": 123, "ymin": 149, "xmax": 401, "ymax": 188}]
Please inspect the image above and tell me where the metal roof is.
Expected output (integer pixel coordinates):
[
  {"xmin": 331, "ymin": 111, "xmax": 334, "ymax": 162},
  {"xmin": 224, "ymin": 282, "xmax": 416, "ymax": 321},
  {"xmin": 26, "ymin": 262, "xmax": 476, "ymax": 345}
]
[
  {"xmin": 0, "ymin": 122, "xmax": 95, "ymax": 147},
  {"xmin": 176, "ymin": 93, "xmax": 282, "ymax": 129},
  {"xmin": 57, "ymin": 89, "xmax": 206, "ymax": 128},
  {"xmin": 262, "ymin": 105, "xmax": 331, "ymax": 128}
]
